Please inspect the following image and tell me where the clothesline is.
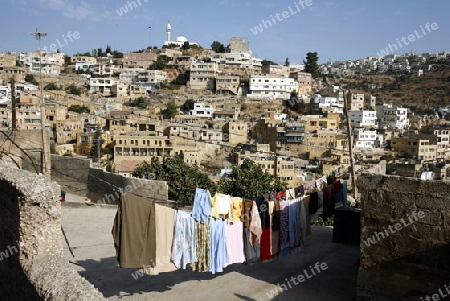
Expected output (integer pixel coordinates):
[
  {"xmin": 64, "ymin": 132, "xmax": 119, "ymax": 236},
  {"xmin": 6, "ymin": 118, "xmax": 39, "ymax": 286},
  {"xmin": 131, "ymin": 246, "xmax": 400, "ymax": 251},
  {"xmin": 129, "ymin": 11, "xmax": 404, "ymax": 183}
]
[{"xmin": 112, "ymin": 177, "xmax": 348, "ymax": 276}]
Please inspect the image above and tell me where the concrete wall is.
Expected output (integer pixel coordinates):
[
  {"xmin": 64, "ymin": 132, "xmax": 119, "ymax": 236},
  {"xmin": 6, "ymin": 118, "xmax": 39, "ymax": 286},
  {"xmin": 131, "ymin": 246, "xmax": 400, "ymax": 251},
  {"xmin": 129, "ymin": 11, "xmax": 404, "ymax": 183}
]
[
  {"xmin": 0, "ymin": 162, "xmax": 105, "ymax": 300},
  {"xmin": 357, "ymin": 174, "xmax": 450, "ymax": 300},
  {"xmin": 88, "ymin": 167, "xmax": 168, "ymax": 205},
  {"xmin": 24, "ymin": 155, "xmax": 169, "ymax": 205}
]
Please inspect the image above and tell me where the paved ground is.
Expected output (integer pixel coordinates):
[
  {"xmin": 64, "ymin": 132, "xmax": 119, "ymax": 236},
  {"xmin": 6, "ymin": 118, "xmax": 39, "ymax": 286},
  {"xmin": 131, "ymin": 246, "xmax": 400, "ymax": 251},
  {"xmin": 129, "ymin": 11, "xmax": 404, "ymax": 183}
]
[{"xmin": 61, "ymin": 193, "xmax": 360, "ymax": 301}]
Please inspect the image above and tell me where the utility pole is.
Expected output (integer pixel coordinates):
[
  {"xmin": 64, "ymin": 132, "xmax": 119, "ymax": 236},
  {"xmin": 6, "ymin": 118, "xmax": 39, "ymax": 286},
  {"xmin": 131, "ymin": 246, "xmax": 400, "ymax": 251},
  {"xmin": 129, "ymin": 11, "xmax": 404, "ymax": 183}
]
[
  {"xmin": 11, "ymin": 77, "xmax": 16, "ymax": 130},
  {"xmin": 148, "ymin": 26, "xmax": 152, "ymax": 49},
  {"xmin": 30, "ymin": 29, "xmax": 50, "ymax": 177},
  {"xmin": 343, "ymin": 89, "xmax": 357, "ymax": 199}
]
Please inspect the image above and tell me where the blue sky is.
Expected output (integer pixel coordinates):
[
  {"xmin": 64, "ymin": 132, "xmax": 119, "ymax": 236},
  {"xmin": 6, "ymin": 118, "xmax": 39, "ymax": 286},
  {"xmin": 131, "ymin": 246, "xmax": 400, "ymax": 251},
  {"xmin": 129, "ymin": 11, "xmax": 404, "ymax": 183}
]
[{"xmin": 1, "ymin": 0, "xmax": 449, "ymax": 64}]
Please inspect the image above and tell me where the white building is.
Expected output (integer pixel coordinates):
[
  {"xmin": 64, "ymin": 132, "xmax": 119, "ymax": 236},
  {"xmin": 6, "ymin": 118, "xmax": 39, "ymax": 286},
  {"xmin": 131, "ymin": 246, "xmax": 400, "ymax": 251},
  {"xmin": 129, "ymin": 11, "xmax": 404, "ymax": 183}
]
[
  {"xmin": 210, "ymin": 52, "xmax": 263, "ymax": 71},
  {"xmin": 313, "ymin": 94, "xmax": 343, "ymax": 113},
  {"xmin": 377, "ymin": 104, "xmax": 408, "ymax": 130},
  {"xmin": 164, "ymin": 23, "xmax": 198, "ymax": 47},
  {"xmin": 189, "ymin": 103, "xmax": 214, "ymax": 118},
  {"xmin": 248, "ymin": 76, "xmax": 298, "ymax": 100},
  {"xmin": 19, "ymin": 51, "xmax": 65, "ymax": 76},
  {"xmin": 348, "ymin": 110, "xmax": 377, "ymax": 128},
  {"xmin": 354, "ymin": 129, "xmax": 377, "ymax": 148},
  {"xmin": 89, "ymin": 77, "xmax": 116, "ymax": 95},
  {"xmin": 0, "ymin": 86, "xmax": 10, "ymax": 103}
]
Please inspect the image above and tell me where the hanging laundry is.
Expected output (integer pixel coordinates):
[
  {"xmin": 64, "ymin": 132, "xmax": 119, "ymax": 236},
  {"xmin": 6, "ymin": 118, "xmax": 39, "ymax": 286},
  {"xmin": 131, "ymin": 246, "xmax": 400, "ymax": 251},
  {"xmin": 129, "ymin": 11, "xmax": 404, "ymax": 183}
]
[
  {"xmin": 286, "ymin": 188, "xmax": 296, "ymax": 200},
  {"xmin": 192, "ymin": 188, "xmax": 212, "ymax": 223},
  {"xmin": 112, "ymin": 193, "xmax": 156, "ymax": 269},
  {"xmin": 191, "ymin": 220, "xmax": 210, "ymax": 272},
  {"xmin": 142, "ymin": 204, "xmax": 177, "ymax": 275},
  {"xmin": 230, "ymin": 197, "xmax": 243, "ymax": 223},
  {"xmin": 223, "ymin": 221, "xmax": 246, "ymax": 267},
  {"xmin": 242, "ymin": 199, "xmax": 253, "ymax": 227},
  {"xmin": 209, "ymin": 218, "xmax": 228, "ymax": 274},
  {"xmin": 323, "ymin": 185, "xmax": 334, "ymax": 220},
  {"xmin": 249, "ymin": 201, "xmax": 262, "ymax": 246},
  {"xmin": 276, "ymin": 190, "xmax": 286, "ymax": 201},
  {"xmin": 303, "ymin": 181, "xmax": 316, "ymax": 194},
  {"xmin": 342, "ymin": 181, "xmax": 348, "ymax": 206},
  {"xmin": 172, "ymin": 210, "xmax": 197, "ymax": 269},
  {"xmin": 211, "ymin": 192, "xmax": 231, "ymax": 219},
  {"xmin": 288, "ymin": 198, "xmax": 299, "ymax": 248},
  {"xmin": 294, "ymin": 185, "xmax": 304, "ymax": 197},
  {"xmin": 300, "ymin": 198, "xmax": 309, "ymax": 241},
  {"xmin": 270, "ymin": 214, "xmax": 280, "ymax": 256},
  {"xmin": 279, "ymin": 199, "xmax": 290, "ymax": 250},
  {"xmin": 309, "ymin": 192, "xmax": 320, "ymax": 214}
]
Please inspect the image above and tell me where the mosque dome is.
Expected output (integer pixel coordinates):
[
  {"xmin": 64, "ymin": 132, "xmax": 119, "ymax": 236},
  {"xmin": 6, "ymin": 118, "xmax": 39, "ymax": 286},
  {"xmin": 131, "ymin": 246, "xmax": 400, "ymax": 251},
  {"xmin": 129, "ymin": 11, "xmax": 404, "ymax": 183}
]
[{"xmin": 176, "ymin": 36, "xmax": 188, "ymax": 43}]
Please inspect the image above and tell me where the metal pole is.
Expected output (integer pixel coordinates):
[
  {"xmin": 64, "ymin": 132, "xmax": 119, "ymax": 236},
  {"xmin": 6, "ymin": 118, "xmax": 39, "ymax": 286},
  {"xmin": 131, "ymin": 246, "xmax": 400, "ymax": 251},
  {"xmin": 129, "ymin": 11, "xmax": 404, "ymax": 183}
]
[
  {"xmin": 343, "ymin": 89, "xmax": 357, "ymax": 199},
  {"xmin": 32, "ymin": 30, "xmax": 50, "ymax": 177},
  {"xmin": 11, "ymin": 77, "xmax": 16, "ymax": 130},
  {"xmin": 148, "ymin": 26, "xmax": 152, "ymax": 48}
]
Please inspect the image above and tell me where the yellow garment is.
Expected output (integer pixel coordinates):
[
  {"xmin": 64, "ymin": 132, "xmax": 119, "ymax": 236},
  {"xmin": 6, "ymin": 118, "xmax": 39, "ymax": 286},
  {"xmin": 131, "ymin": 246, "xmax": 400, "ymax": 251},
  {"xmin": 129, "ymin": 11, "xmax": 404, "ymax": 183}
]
[
  {"xmin": 230, "ymin": 197, "xmax": 243, "ymax": 223},
  {"xmin": 268, "ymin": 201, "xmax": 275, "ymax": 215}
]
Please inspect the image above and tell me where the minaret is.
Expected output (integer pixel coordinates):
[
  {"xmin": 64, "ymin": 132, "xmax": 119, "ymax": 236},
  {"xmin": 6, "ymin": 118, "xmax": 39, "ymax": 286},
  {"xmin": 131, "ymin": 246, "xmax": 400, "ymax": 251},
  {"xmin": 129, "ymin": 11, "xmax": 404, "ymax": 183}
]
[{"xmin": 166, "ymin": 22, "xmax": 171, "ymax": 43}]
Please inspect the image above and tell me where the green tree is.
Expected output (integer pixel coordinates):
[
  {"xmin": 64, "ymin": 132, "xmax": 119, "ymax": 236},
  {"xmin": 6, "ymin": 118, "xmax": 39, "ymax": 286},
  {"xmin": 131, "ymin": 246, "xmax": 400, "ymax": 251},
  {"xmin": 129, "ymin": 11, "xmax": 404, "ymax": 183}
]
[
  {"xmin": 172, "ymin": 70, "xmax": 190, "ymax": 85},
  {"xmin": 132, "ymin": 156, "xmax": 217, "ymax": 206},
  {"xmin": 128, "ymin": 97, "xmax": 150, "ymax": 109},
  {"xmin": 149, "ymin": 55, "xmax": 171, "ymax": 70},
  {"xmin": 25, "ymin": 74, "xmax": 38, "ymax": 85},
  {"xmin": 180, "ymin": 98, "xmax": 195, "ymax": 112},
  {"xmin": 304, "ymin": 52, "xmax": 319, "ymax": 78},
  {"xmin": 163, "ymin": 100, "xmax": 179, "ymax": 119},
  {"xmin": 68, "ymin": 105, "xmax": 89, "ymax": 113},
  {"xmin": 211, "ymin": 41, "xmax": 225, "ymax": 53},
  {"xmin": 285, "ymin": 57, "xmax": 290, "ymax": 67},
  {"xmin": 218, "ymin": 158, "xmax": 288, "ymax": 198},
  {"xmin": 181, "ymin": 41, "xmax": 190, "ymax": 50},
  {"xmin": 106, "ymin": 45, "xmax": 112, "ymax": 54},
  {"xmin": 66, "ymin": 84, "xmax": 82, "ymax": 95}
]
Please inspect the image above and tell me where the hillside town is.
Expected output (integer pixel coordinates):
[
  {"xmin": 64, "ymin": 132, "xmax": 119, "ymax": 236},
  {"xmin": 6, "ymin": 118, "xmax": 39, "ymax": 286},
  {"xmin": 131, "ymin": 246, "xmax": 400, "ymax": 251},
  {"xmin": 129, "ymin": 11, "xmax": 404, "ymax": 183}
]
[{"xmin": 1, "ymin": 24, "xmax": 449, "ymax": 185}]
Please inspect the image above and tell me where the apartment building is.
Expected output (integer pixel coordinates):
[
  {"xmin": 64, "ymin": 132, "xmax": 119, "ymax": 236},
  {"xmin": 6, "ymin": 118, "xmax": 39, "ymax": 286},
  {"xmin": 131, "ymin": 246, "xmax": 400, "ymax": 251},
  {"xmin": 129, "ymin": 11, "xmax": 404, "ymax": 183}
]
[
  {"xmin": 262, "ymin": 64, "xmax": 290, "ymax": 76},
  {"xmin": 216, "ymin": 75, "xmax": 241, "ymax": 95},
  {"xmin": 0, "ymin": 52, "xmax": 16, "ymax": 70},
  {"xmin": 76, "ymin": 131, "xmax": 111, "ymax": 156},
  {"xmin": 113, "ymin": 133, "xmax": 175, "ymax": 169},
  {"xmin": 391, "ymin": 134, "xmax": 438, "ymax": 162},
  {"xmin": 189, "ymin": 103, "xmax": 214, "ymax": 118},
  {"xmin": 89, "ymin": 77, "xmax": 116, "ymax": 95},
  {"xmin": 313, "ymin": 94, "xmax": 343, "ymax": 114},
  {"xmin": 300, "ymin": 114, "xmax": 340, "ymax": 132},
  {"xmin": 365, "ymin": 95, "xmax": 376, "ymax": 110},
  {"xmin": 348, "ymin": 110, "xmax": 377, "ymax": 128},
  {"xmin": 19, "ymin": 51, "xmax": 65, "ymax": 76},
  {"xmin": 71, "ymin": 56, "xmax": 97, "ymax": 64},
  {"xmin": 290, "ymin": 71, "xmax": 312, "ymax": 95},
  {"xmin": 122, "ymin": 52, "xmax": 157, "ymax": 69},
  {"xmin": 431, "ymin": 126, "xmax": 450, "ymax": 160},
  {"xmin": 377, "ymin": 104, "xmax": 409, "ymax": 130},
  {"xmin": 226, "ymin": 120, "xmax": 248, "ymax": 146},
  {"xmin": 133, "ymin": 70, "xmax": 168, "ymax": 86},
  {"xmin": 189, "ymin": 61, "xmax": 219, "ymax": 91},
  {"xmin": 54, "ymin": 118, "xmax": 83, "ymax": 144},
  {"xmin": 354, "ymin": 129, "xmax": 378, "ymax": 148},
  {"xmin": 213, "ymin": 102, "xmax": 241, "ymax": 120},
  {"xmin": 348, "ymin": 92, "xmax": 365, "ymax": 111},
  {"xmin": 210, "ymin": 52, "xmax": 262, "ymax": 71},
  {"xmin": 236, "ymin": 152, "xmax": 298, "ymax": 187},
  {"xmin": 247, "ymin": 76, "xmax": 298, "ymax": 99}
]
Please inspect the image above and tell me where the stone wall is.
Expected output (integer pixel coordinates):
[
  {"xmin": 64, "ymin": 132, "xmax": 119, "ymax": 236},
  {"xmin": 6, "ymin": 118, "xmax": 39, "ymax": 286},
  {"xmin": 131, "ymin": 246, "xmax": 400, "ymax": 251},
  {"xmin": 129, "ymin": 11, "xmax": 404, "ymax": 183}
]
[
  {"xmin": 357, "ymin": 173, "xmax": 450, "ymax": 300},
  {"xmin": 0, "ymin": 162, "xmax": 105, "ymax": 300},
  {"xmin": 88, "ymin": 167, "xmax": 169, "ymax": 205},
  {"xmin": 24, "ymin": 155, "xmax": 169, "ymax": 205}
]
